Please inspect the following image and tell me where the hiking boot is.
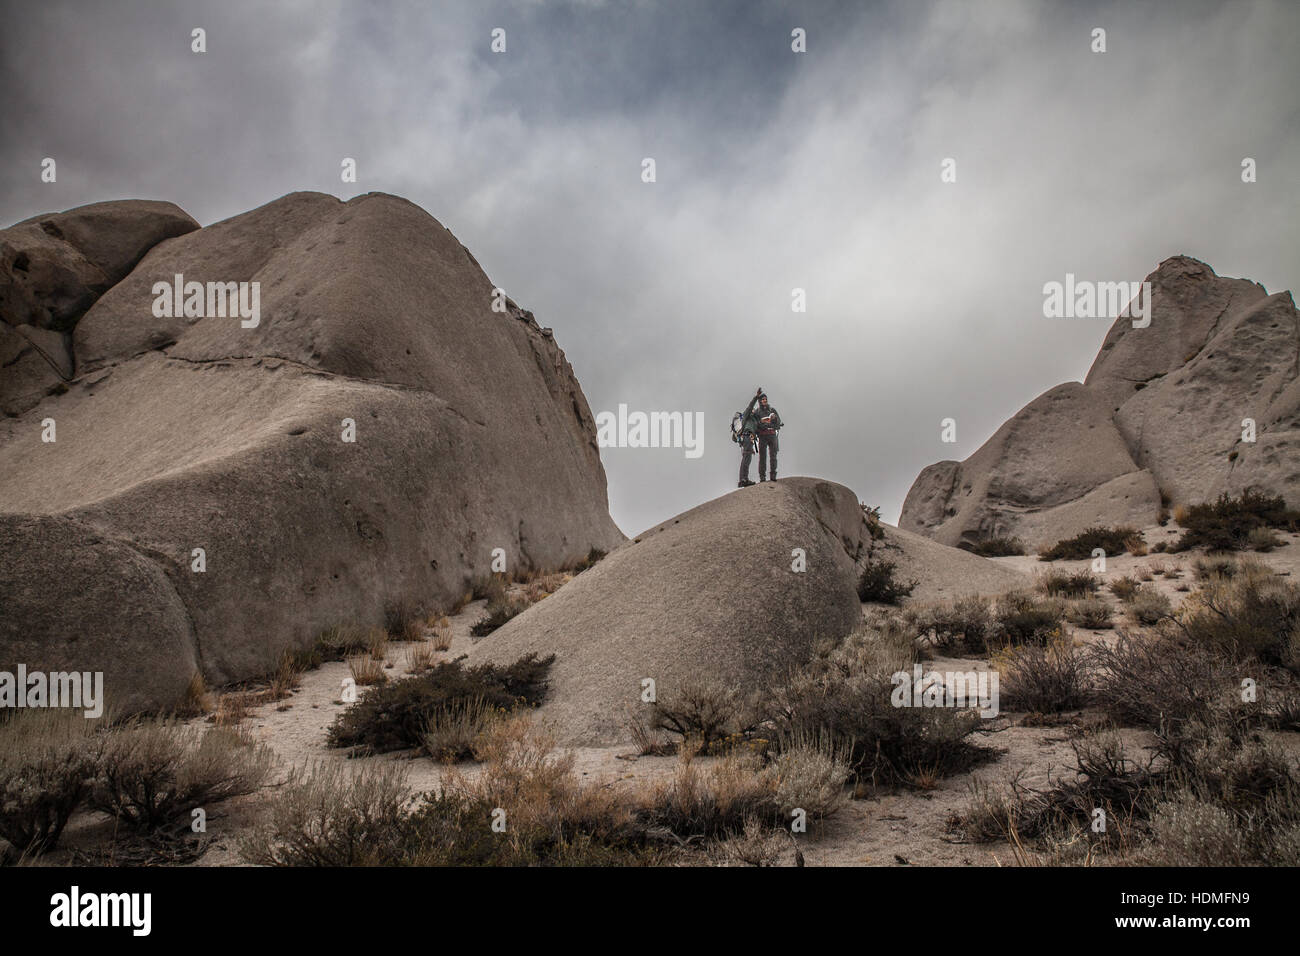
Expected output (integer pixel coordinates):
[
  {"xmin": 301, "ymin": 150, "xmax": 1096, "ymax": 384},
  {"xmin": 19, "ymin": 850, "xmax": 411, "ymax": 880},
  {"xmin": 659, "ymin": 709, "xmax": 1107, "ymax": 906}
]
[{"xmin": 738, "ymin": 479, "xmax": 755, "ymax": 488}]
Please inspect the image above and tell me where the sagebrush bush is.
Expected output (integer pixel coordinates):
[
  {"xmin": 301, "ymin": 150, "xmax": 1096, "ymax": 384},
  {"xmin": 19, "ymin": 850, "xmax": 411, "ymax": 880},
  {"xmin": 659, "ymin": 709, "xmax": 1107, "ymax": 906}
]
[
  {"xmin": 327, "ymin": 654, "xmax": 554, "ymax": 754},
  {"xmin": 293, "ymin": 623, "xmax": 373, "ymax": 670},
  {"xmin": 907, "ymin": 595, "xmax": 993, "ymax": 654},
  {"xmin": 1087, "ymin": 630, "xmax": 1236, "ymax": 728},
  {"xmin": 958, "ymin": 537, "xmax": 1025, "ymax": 557},
  {"xmin": 857, "ymin": 559, "xmax": 918, "ymax": 604},
  {"xmin": 570, "ymin": 547, "xmax": 607, "ymax": 574},
  {"xmin": 240, "ymin": 761, "xmax": 415, "ymax": 866},
  {"xmin": 470, "ymin": 595, "xmax": 531, "ymax": 637},
  {"xmin": 384, "ymin": 599, "xmax": 426, "ymax": 642},
  {"xmin": 1039, "ymin": 527, "xmax": 1140, "ymax": 561},
  {"xmin": 952, "ymin": 730, "xmax": 1158, "ymax": 855},
  {"xmin": 1173, "ymin": 490, "xmax": 1299, "ymax": 552},
  {"xmin": 762, "ymin": 735, "xmax": 850, "ymax": 820},
  {"xmin": 1129, "ymin": 588, "xmax": 1173, "ymax": 625},
  {"xmin": 1173, "ymin": 572, "xmax": 1300, "ymax": 671},
  {"xmin": 1247, "ymin": 526, "xmax": 1283, "ymax": 552},
  {"xmin": 420, "ymin": 696, "xmax": 500, "ymax": 763},
  {"xmin": 650, "ymin": 679, "xmax": 761, "ymax": 754},
  {"xmin": 645, "ymin": 751, "xmax": 779, "ymax": 839},
  {"xmin": 1109, "ymin": 576, "xmax": 1142, "ymax": 601},
  {"xmin": 774, "ymin": 624, "xmax": 993, "ymax": 788},
  {"xmin": 993, "ymin": 591, "xmax": 1066, "ymax": 646},
  {"xmin": 1067, "ymin": 596, "xmax": 1113, "ymax": 629},
  {"xmin": 92, "ymin": 720, "xmax": 273, "ymax": 831},
  {"xmin": 994, "ymin": 638, "xmax": 1089, "ymax": 713},
  {"xmin": 957, "ymin": 712, "xmax": 1300, "ymax": 864},
  {"xmin": 1038, "ymin": 569, "xmax": 1099, "ymax": 598},
  {"xmin": 0, "ymin": 710, "xmax": 99, "ymax": 856}
]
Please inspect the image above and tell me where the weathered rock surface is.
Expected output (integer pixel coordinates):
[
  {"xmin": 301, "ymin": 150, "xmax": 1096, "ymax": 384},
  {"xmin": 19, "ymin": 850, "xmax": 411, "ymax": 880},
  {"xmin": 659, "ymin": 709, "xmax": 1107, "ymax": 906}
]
[
  {"xmin": 0, "ymin": 192, "xmax": 623, "ymax": 712},
  {"xmin": 902, "ymin": 257, "xmax": 1299, "ymax": 550},
  {"xmin": 471, "ymin": 477, "xmax": 1026, "ymax": 745},
  {"xmin": 0, "ymin": 199, "xmax": 199, "ymax": 414}
]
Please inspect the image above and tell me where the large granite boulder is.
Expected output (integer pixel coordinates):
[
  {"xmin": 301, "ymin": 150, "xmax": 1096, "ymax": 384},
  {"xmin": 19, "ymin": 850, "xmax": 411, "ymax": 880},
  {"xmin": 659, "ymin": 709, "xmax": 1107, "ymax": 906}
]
[
  {"xmin": 471, "ymin": 477, "xmax": 1027, "ymax": 745},
  {"xmin": 902, "ymin": 257, "xmax": 1299, "ymax": 550},
  {"xmin": 0, "ymin": 199, "xmax": 198, "ymax": 414},
  {"xmin": 0, "ymin": 192, "xmax": 623, "ymax": 712}
]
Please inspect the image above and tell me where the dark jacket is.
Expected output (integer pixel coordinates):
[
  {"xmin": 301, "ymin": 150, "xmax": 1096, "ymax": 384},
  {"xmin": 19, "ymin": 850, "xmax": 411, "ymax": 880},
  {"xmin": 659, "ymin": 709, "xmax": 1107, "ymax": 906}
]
[{"xmin": 754, "ymin": 404, "xmax": 782, "ymax": 436}]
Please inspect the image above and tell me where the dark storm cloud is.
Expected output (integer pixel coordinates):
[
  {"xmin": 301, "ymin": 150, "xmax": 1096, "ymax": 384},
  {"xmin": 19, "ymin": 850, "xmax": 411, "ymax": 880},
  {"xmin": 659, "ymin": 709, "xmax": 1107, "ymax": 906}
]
[{"xmin": 2, "ymin": 0, "xmax": 1297, "ymax": 535}]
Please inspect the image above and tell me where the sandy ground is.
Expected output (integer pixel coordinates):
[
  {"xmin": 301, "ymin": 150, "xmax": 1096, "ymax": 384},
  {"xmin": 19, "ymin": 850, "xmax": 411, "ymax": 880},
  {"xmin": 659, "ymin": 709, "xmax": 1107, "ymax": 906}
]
[{"xmin": 36, "ymin": 526, "xmax": 1300, "ymax": 867}]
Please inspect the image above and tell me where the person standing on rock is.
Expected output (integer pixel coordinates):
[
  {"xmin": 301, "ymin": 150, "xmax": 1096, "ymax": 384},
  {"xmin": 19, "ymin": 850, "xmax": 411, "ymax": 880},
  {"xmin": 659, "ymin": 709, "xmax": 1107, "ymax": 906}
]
[
  {"xmin": 754, "ymin": 391, "xmax": 783, "ymax": 482},
  {"xmin": 736, "ymin": 388, "xmax": 762, "ymax": 487}
]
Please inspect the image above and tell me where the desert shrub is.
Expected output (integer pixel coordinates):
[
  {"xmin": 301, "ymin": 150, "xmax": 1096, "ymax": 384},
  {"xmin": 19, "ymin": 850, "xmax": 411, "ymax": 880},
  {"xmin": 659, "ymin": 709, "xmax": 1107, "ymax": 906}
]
[
  {"xmin": 384, "ymin": 599, "xmax": 426, "ymax": 642},
  {"xmin": 1038, "ymin": 569, "xmax": 1099, "ymax": 599},
  {"xmin": 240, "ymin": 761, "xmax": 415, "ymax": 866},
  {"xmin": 1129, "ymin": 588, "xmax": 1173, "ymax": 625},
  {"xmin": 1173, "ymin": 572, "xmax": 1300, "ymax": 670},
  {"xmin": 857, "ymin": 559, "xmax": 917, "ymax": 604},
  {"xmin": 250, "ymin": 719, "xmax": 667, "ymax": 867},
  {"xmin": 1039, "ymin": 527, "xmax": 1140, "ymax": 561},
  {"xmin": 644, "ymin": 751, "xmax": 779, "ymax": 839},
  {"xmin": 1173, "ymin": 490, "xmax": 1300, "ymax": 552},
  {"xmin": 992, "ymin": 591, "xmax": 1066, "ymax": 646},
  {"xmin": 994, "ymin": 638, "xmax": 1088, "ymax": 713},
  {"xmin": 470, "ymin": 595, "xmax": 531, "ymax": 637},
  {"xmin": 958, "ymin": 537, "xmax": 1025, "ymax": 557},
  {"xmin": 1125, "ymin": 533, "xmax": 1150, "ymax": 557},
  {"xmin": 347, "ymin": 655, "xmax": 387, "ymax": 686},
  {"xmin": 1067, "ymin": 597, "xmax": 1113, "ymax": 629},
  {"xmin": 92, "ymin": 720, "xmax": 273, "ymax": 831},
  {"xmin": 959, "ymin": 707, "xmax": 1300, "ymax": 863},
  {"xmin": 327, "ymin": 654, "xmax": 554, "ymax": 754},
  {"xmin": 177, "ymin": 673, "xmax": 213, "ymax": 718},
  {"xmin": 773, "ymin": 624, "xmax": 994, "ymax": 788},
  {"xmin": 707, "ymin": 817, "xmax": 790, "ymax": 866},
  {"xmin": 1194, "ymin": 554, "xmax": 1243, "ymax": 581},
  {"xmin": 650, "ymin": 679, "xmax": 765, "ymax": 754},
  {"xmin": 1248, "ymin": 526, "xmax": 1283, "ymax": 552},
  {"xmin": 472, "ymin": 575, "xmax": 509, "ymax": 603},
  {"xmin": 405, "ymin": 642, "xmax": 437, "ymax": 675},
  {"xmin": 0, "ymin": 710, "xmax": 100, "ymax": 856},
  {"xmin": 293, "ymin": 623, "xmax": 371, "ymax": 670},
  {"xmin": 952, "ymin": 730, "xmax": 1159, "ymax": 855},
  {"xmin": 762, "ymin": 735, "xmax": 851, "ymax": 820},
  {"xmin": 1139, "ymin": 720, "xmax": 1300, "ymax": 865},
  {"xmin": 570, "ymin": 547, "xmax": 607, "ymax": 574},
  {"xmin": 906, "ymin": 595, "xmax": 993, "ymax": 654},
  {"xmin": 1109, "ymin": 576, "xmax": 1142, "ymax": 601},
  {"xmin": 1087, "ymin": 630, "xmax": 1237, "ymax": 728},
  {"xmin": 430, "ymin": 620, "xmax": 453, "ymax": 652},
  {"xmin": 420, "ymin": 696, "xmax": 500, "ymax": 762}
]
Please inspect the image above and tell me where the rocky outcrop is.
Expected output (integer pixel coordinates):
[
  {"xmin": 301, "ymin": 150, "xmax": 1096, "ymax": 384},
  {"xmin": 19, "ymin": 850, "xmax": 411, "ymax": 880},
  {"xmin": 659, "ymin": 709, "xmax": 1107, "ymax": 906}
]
[
  {"xmin": 0, "ymin": 199, "xmax": 198, "ymax": 414},
  {"xmin": 471, "ymin": 478, "xmax": 871, "ymax": 745},
  {"xmin": 0, "ymin": 192, "xmax": 623, "ymax": 712},
  {"xmin": 470, "ymin": 477, "xmax": 1027, "ymax": 745},
  {"xmin": 901, "ymin": 256, "xmax": 1299, "ymax": 550}
]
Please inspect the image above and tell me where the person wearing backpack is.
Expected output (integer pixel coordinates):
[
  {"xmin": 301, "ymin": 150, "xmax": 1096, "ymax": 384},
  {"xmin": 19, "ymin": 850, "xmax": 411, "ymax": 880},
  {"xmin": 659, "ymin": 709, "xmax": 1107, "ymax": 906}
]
[
  {"xmin": 753, "ymin": 391, "xmax": 783, "ymax": 482},
  {"xmin": 735, "ymin": 387, "xmax": 783, "ymax": 487}
]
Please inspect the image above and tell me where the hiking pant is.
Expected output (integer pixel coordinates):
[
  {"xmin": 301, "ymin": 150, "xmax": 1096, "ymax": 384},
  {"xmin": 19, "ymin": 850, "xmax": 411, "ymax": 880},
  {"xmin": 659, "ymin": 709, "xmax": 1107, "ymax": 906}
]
[
  {"xmin": 738, "ymin": 435, "xmax": 756, "ymax": 482},
  {"xmin": 758, "ymin": 433, "xmax": 778, "ymax": 480}
]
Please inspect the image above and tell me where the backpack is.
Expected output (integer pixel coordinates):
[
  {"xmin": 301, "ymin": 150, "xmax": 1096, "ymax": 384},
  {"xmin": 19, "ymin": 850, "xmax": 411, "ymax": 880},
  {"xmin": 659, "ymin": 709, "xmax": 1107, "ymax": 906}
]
[{"xmin": 730, "ymin": 411, "xmax": 744, "ymax": 443}]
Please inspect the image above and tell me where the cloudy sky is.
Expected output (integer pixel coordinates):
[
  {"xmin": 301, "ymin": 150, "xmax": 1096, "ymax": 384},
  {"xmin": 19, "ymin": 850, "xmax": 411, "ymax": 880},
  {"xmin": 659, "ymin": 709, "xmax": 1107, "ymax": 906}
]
[{"xmin": 3, "ymin": 0, "xmax": 1296, "ymax": 536}]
